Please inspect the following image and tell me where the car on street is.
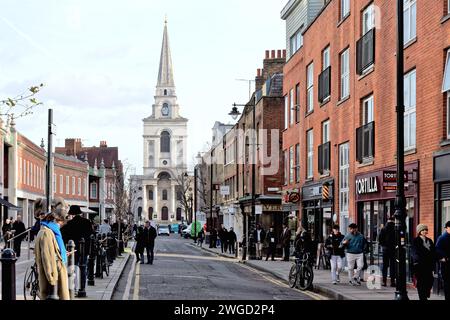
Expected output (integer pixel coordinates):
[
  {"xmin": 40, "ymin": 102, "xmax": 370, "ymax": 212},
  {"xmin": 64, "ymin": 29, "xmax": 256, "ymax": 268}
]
[
  {"xmin": 170, "ymin": 223, "xmax": 179, "ymax": 233},
  {"xmin": 158, "ymin": 224, "xmax": 170, "ymax": 236},
  {"xmin": 182, "ymin": 223, "xmax": 192, "ymax": 238}
]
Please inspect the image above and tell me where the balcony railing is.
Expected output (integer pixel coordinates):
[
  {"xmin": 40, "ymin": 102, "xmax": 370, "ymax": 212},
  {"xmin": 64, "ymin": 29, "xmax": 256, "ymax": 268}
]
[
  {"xmin": 318, "ymin": 141, "xmax": 331, "ymax": 174},
  {"xmin": 356, "ymin": 28, "xmax": 375, "ymax": 75},
  {"xmin": 318, "ymin": 66, "xmax": 331, "ymax": 103},
  {"xmin": 356, "ymin": 121, "xmax": 375, "ymax": 163}
]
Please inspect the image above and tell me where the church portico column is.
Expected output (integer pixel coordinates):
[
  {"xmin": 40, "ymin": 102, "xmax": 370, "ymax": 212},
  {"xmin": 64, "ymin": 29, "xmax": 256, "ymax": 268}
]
[
  {"xmin": 154, "ymin": 184, "xmax": 159, "ymax": 221},
  {"xmin": 142, "ymin": 184, "xmax": 148, "ymax": 222},
  {"xmin": 171, "ymin": 183, "xmax": 176, "ymax": 219}
]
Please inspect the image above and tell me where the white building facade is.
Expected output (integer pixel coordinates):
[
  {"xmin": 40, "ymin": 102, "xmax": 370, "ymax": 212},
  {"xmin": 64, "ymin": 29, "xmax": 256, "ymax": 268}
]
[{"xmin": 131, "ymin": 21, "xmax": 188, "ymax": 224}]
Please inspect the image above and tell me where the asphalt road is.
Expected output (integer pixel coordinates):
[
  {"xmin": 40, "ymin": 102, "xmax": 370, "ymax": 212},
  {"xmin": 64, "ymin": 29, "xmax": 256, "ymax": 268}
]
[{"xmin": 113, "ymin": 235, "xmax": 324, "ymax": 300}]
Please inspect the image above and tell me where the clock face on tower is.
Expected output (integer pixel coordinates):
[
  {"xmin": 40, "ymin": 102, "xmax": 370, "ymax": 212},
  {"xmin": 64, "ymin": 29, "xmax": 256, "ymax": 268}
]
[{"xmin": 162, "ymin": 103, "xmax": 169, "ymax": 116}]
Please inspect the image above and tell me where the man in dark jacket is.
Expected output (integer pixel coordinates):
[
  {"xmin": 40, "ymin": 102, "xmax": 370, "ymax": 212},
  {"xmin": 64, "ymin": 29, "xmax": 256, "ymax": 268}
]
[
  {"xmin": 228, "ymin": 227, "xmax": 237, "ymax": 254},
  {"xmin": 280, "ymin": 223, "xmax": 292, "ymax": 261},
  {"xmin": 265, "ymin": 226, "xmax": 277, "ymax": 261},
  {"xmin": 325, "ymin": 225, "xmax": 345, "ymax": 284},
  {"xmin": 378, "ymin": 216, "xmax": 396, "ymax": 287},
  {"xmin": 218, "ymin": 225, "xmax": 226, "ymax": 253},
  {"xmin": 12, "ymin": 215, "xmax": 26, "ymax": 257},
  {"xmin": 436, "ymin": 221, "xmax": 450, "ymax": 301},
  {"xmin": 253, "ymin": 224, "xmax": 266, "ymax": 260},
  {"xmin": 209, "ymin": 228, "xmax": 217, "ymax": 248},
  {"xmin": 142, "ymin": 221, "xmax": 157, "ymax": 264},
  {"xmin": 61, "ymin": 205, "xmax": 94, "ymax": 265}
]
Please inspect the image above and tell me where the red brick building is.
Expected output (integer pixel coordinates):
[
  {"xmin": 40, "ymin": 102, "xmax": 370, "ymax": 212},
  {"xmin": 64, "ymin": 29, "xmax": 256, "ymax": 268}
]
[{"xmin": 282, "ymin": 0, "xmax": 450, "ymax": 276}]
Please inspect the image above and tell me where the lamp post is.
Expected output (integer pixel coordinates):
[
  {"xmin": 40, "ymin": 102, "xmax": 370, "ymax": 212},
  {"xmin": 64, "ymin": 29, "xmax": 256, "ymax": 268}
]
[
  {"xmin": 394, "ymin": 0, "xmax": 408, "ymax": 301},
  {"xmin": 229, "ymin": 99, "xmax": 256, "ymax": 261}
]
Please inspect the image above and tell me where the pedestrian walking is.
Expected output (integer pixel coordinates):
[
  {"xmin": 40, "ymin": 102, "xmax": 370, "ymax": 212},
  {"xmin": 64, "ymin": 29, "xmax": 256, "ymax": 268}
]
[
  {"xmin": 209, "ymin": 228, "xmax": 217, "ymax": 248},
  {"xmin": 340, "ymin": 223, "xmax": 366, "ymax": 286},
  {"xmin": 2, "ymin": 218, "xmax": 13, "ymax": 248},
  {"xmin": 228, "ymin": 227, "xmax": 237, "ymax": 254},
  {"xmin": 197, "ymin": 229, "xmax": 205, "ymax": 247},
  {"xmin": 265, "ymin": 226, "xmax": 277, "ymax": 261},
  {"xmin": 134, "ymin": 226, "xmax": 145, "ymax": 263},
  {"xmin": 34, "ymin": 197, "xmax": 70, "ymax": 300},
  {"xmin": 61, "ymin": 205, "xmax": 94, "ymax": 291},
  {"xmin": 12, "ymin": 215, "xmax": 26, "ymax": 257},
  {"xmin": 253, "ymin": 224, "xmax": 266, "ymax": 260},
  {"xmin": 325, "ymin": 225, "xmax": 345, "ymax": 285},
  {"xmin": 143, "ymin": 221, "xmax": 157, "ymax": 264},
  {"xmin": 435, "ymin": 220, "xmax": 450, "ymax": 301},
  {"xmin": 378, "ymin": 216, "xmax": 397, "ymax": 287},
  {"xmin": 99, "ymin": 219, "xmax": 112, "ymax": 236},
  {"xmin": 218, "ymin": 225, "xmax": 226, "ymax": 253},
  {"xmin": 280, "ymin": 222, "xmax": 292, "ymax": 261},
  {"xmin": 411, "ymin": 224, "xmax": 436, "ymax": 301}
]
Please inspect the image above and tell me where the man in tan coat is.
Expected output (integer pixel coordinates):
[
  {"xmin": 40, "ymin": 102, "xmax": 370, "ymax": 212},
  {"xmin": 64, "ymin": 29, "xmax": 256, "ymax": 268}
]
[{"xmin": 34, "ymin": 198, "xmax": 70, "ymax": 300}]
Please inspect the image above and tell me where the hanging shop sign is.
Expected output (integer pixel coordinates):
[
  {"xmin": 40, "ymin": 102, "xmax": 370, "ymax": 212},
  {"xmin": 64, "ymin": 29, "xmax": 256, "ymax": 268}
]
[
  {"xmin": 288, "ymin": 192, "xmax": 300, "ymax": 203},
  {"xmin": 220, "ymin": 186, "xmax": 230, "ymax": 196}
]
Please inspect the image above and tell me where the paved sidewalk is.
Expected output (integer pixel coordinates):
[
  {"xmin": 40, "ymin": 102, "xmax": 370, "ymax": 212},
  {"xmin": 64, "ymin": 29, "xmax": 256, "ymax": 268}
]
[
  {"xmin": 192, "ymin": 243, "xmax": 445, "ymax": 300},
  {"xmin": 75, "ymin": 244, "xmax": 132, "ymax": 300}
]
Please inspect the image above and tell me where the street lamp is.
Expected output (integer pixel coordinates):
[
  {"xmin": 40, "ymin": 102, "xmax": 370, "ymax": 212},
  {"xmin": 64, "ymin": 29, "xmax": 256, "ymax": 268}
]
[
  {"xmin": 394, "ymin": 0, "xmax": 408, "ymax": 300},
  {"xmin": 228, "ymin": 99, "xmax": 256, "ymax": 262}
]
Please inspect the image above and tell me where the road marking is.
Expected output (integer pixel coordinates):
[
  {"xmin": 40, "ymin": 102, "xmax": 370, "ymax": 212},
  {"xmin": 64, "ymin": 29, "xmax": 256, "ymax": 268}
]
[
  {"xmin": 122, "ymin": 254, "xmax": 136, "ymax": 300},
  {"xmin": 133, "ymin": 261, "xmax": 140, "ymax": 300},
  {"xmin": 157, "ymin": 253, "xmax": 228, "ymax": 262},
  {"xmin": 237, "ymin": 263, "xmax": 327, "ymax": 300}
]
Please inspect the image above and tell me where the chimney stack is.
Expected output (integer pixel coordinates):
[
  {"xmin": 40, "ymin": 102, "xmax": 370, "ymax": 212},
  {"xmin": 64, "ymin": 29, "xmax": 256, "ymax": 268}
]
[
  {"xmin": 277, "ymin": 50, "xmax": 282, "ymax": 58},
  {"xmin": 265, "ymin": 50, "xmax": 270, "ymax": 59},
  {"xmin": 271, "ymin": 50, "xmax": 276, "ymax": 59},
  {"xmin": 100, "ymin": 141, "xmax": 107, "ymax": 147}
]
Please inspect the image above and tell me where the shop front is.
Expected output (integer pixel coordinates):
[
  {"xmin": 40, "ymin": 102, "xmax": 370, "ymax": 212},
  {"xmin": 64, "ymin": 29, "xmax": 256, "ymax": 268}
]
[
  {"xmin": 301, "ymin": 179, "xmax": 335, "ymax": 243},
  {"xmin": 434, "ymin": 150, "xmax": 450, "ymax": 238},
  {"xmin": 355, "ymin": 161, "xmax": 419, "ymax": 280}
]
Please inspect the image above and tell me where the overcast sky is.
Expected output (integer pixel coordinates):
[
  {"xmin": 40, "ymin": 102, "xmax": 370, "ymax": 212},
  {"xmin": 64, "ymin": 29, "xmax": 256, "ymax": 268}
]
[{"xmin": 0, "ymin": 0, "xmax": 285, "ymax": 174}]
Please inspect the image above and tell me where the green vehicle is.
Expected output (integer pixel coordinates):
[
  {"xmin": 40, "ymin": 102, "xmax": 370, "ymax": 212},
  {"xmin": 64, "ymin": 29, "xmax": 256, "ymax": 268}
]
[{"xmin": 190, "ymin": 221, "xmax": 203, "ymax": 238}]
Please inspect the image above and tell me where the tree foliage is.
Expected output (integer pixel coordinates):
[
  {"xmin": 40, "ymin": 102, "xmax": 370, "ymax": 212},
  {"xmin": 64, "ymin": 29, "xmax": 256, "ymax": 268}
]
[{"xmin": 1, "ymin": 84, "xmax": 44, "ymax": 122}]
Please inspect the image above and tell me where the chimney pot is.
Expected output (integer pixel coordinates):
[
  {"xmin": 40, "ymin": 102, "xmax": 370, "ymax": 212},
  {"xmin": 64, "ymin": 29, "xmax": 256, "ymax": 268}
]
[
  {"xmin": 265, "ymin": 50, "xmax": 270, "ymax": 59},
  {"xmin": 277, "ymin": 50, "xmax": 281, "ymax": 58},
  {"xmin": 282, "ymin": 49, "xmax": 286, "ymax": 58},
  {"xmin": 271, "ymin": 50, "xmax": 276, "ymax": 59}
]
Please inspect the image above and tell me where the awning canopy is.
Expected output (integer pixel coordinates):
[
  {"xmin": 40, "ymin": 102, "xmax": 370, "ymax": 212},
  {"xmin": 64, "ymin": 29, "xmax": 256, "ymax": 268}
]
[
  {"xmin": 0, "ymin": 198, "xmax": 22, "ymax": 211},
  {"xmin": 81, "ymin": 207, "xmax": 97, "ymax": 214}
]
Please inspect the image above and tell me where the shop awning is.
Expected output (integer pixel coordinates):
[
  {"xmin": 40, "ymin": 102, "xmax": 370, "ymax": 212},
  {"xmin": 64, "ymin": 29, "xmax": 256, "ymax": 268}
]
[
  {"xmin": 81, "ymin": 207, "xmax": 97, "ymax": 214},
  {"xmin": 0, "ymin": 198, "xmax": 22, "ymax": 211}
]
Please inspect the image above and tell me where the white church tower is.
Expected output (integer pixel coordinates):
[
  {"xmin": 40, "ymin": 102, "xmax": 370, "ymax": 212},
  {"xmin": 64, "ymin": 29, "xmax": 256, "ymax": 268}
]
[{"xmin": 132, "ymin": 19, "xmax": 188, "ymax": 224}]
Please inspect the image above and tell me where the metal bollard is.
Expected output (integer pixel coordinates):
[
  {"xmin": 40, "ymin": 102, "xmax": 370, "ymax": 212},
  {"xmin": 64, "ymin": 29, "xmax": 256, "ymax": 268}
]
[
  {"xmin": 67, "ymin": 240, "xmax": 76, "ymax": 299},
  {"xmin": 77, "ymin": 238, "xmax": 87, "ymax": 298},
  {"xmin": 1, "ymin": 248, "xmax": 17, "ymax": 300},
  {"xmin": 87, "ymin": 235, "xmax": 95, "ymax": 286},
  {"xmin": 95, "ymin": 234, "xmax": 102, "ymax": 278}
]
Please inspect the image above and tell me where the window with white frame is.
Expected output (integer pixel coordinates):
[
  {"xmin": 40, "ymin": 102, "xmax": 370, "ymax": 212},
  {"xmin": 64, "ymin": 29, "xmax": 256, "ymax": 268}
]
[
  {"xmin": 23, "ymin": 159, "xmax": 26, "ymax": 185},
  {"xmin": 91, "ymin": 182, "xmax": 97, "ymax": 199},
  {"xmin": 362, "ymin": 4, "xmax": 375, "ymax": 35},
  {"xmin": 341, "ymin": 0, "xmax": 350, "ymax": 19},
  {"xmin": 19, "ymin": 158, "xmax": 22, "ymax": 184},
  {"xmin": 362, "ymin": 95, "xmax": 374, "ymax": 124},
  {"xmin": 307, "ymin": 129, "xmax": 314, "ymax": 179},
  {"xmin": 289, "ymin": 146, "xmax": 294, "ymax": 184},
  {"xmin": 322, "ymin": 120, "xmax": 330, "ymax": 143},
  {"xmin": 290, "ymin": 89, "xmax": 295, "ymax": 125},
  {"xmin": 78, "ymin": 178, "xmax": 81, "ymax": 195},
  {"xmin": 72, "ymin": 177, "xmax": 75, "ymax": 195},
  {"xmin": 339, "ymin": 143, "xmax": 350, "ymax": 216},
  {"xmin": 284, "ymin": 150, "xmax": 289, "ymax": 185},
  {"xmin": 323, "ymin": 46, "xmax": 330, "ymax": 70},
  {"xmin": 404, "ymin": 0, "xmax": 417, "ymax": 44},
  {"xmin": 404, "ymin": 69, "xmax": 416, "ymax": 150},
  {"xmin": 66, "ymin": 176, "xmax": 70, "ymax": 195},
  {"xmin": 285, "ymin": 95, "xmax": 289, "ymax": 129},
  {"xmin": 448, "ymin": 0, "xmax": 450, "ymax": 14},
  {"xmin": 307, "ymin": 63, "xmax": 314, "ymax": 113},
  {"xmin": 444, "ymin": 50, "xmax": 450, "ymax": 139},
  {"xmin": 447, "ymin": 93, "xmax": 450, "ymax": 139},
  {"xmin": 340, "ymin": 48, "xmax": 350, "ymax": 99},
  {"xmin": 60, "ymin": 175, "xmax": 63, "ymax": 193},
  {"xmin": 52, "ymin": 174, "xmax": 56, "ymax": 194},
  {"xmin": 30, "ymin": 163, "xmax": 33, "ymax": 187},
  {"xmin": 290, "ymin": 27, "xmax": 303, "ymax": 57},
  {"xmin": 27, "ymin": 161, "xmax": 30, "ymax": 185},
  {"xmin": 84, "ymin": 178, "xmax": 87, "ymax": 196},
  {"xmin": 295, "ymin": 84, "xmax": 300, "ymax": 123},
  {"xmin": 295, "ymin": 144, "xmax": 300, "ymax": 183}
]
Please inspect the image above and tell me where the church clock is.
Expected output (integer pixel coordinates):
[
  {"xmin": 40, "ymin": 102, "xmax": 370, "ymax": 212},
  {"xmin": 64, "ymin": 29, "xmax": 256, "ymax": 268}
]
[{"xmin": 161, "ymin": 103, "xmax": 169, "ymax": 116}]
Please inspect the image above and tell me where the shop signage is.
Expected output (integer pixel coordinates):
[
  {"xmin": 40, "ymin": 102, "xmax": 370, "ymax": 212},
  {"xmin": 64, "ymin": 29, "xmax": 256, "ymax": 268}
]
[
  {"xmin": 263, "ymin": 204, "xmax": 282, "ymax": 212},
  {"xmin": 356, "ymin": 176, "xmax": 378, "ymax": 195},
  {"xmin": 383, "ymin": 171, "xmax": 408, "ymax": 183},
  {"xmin": 220, "ymin": 186, "xmax": 230, "ymax": 196},
  {"xmin": 288, "ymin": 192, "xmax": 300, "ymax": 203}
]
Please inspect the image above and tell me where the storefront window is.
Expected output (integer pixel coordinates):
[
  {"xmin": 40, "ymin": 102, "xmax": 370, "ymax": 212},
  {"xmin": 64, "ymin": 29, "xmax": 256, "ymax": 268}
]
[{"xmin": 442, "ymin": 200, "xmax": 450, "ymax": 231}]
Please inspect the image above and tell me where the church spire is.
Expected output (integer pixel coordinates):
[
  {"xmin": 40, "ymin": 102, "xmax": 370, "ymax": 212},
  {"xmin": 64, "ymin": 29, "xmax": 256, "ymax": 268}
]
[{"xmin": 157, "ymin": 18, "xmax": 175, "ymax": 88}]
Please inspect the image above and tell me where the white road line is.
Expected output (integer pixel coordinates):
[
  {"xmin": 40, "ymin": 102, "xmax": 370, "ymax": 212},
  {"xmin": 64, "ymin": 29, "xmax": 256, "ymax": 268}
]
[
  {"xmin": 133, "ymin": 262, "xmax": 140, "ymax": 300},
  {"xmin": 122, "ymin": 254, "xmax": 136, "ymax": 300}
]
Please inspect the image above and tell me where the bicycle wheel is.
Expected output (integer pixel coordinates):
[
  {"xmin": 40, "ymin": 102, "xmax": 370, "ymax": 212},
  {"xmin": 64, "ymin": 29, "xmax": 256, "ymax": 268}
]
[
  {"xmin": 288, "ymin": 264, "xmax": 298, "ymax": 288},
  {"xmin": 297, "ymin": 264, "xmax": 314, "ymax": 291},
  {"xmin": 23, "ymin": 266, "xmax": 39, "ymax": 300}
]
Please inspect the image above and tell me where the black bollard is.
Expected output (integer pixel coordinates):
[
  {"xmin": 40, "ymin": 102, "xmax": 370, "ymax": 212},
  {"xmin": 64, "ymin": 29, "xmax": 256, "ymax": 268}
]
[
  {"xmin": 77, "ymin": 238, "xmax": 87, "ymax": 298},
  {"xmin": 95, "ymin": 234, "xmax": 102, "ymax": 278},
  {"xmin": 87, "ymin": 235, "xmax": 96, "ymax": 286},
  {"xmin": 1, "ymin": 248, "xmax": 17, "ymax": 300},
  {"xmin": 67, "ymin": 240, "xmax": 76, "ymax": 299}
]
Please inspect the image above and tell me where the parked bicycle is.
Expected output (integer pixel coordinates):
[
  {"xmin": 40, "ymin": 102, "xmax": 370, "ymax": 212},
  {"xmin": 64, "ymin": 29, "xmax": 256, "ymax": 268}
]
[
  {"xmin": 288, "ymin": 251, "xmax": 314, "ymax": 291},
  {"xmin": 23, "ymin": 261, "xmax": 39, "ymax": 300}
]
